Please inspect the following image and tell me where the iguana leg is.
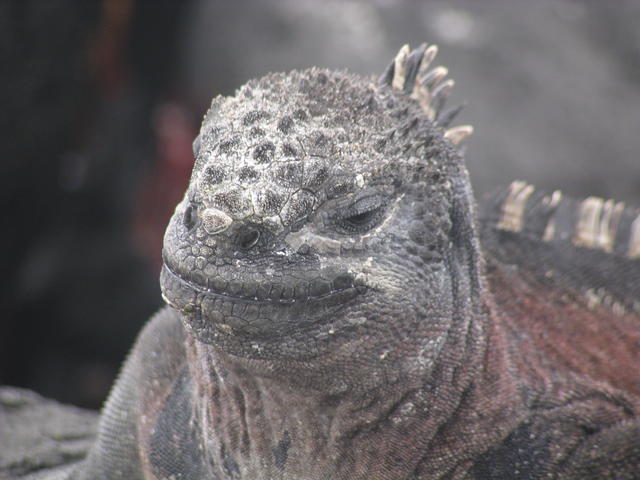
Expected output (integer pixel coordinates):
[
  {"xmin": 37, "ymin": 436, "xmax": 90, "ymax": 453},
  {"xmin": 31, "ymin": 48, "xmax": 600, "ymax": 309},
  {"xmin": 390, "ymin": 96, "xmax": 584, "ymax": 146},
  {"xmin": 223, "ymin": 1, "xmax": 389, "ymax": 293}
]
[
  {"xmin": 470, "ymin": 389, "xmax": 640, "ymax": 479},
  {"xmin": 557, "ymin": 420, "xmax": 640, "ymax": 480}
]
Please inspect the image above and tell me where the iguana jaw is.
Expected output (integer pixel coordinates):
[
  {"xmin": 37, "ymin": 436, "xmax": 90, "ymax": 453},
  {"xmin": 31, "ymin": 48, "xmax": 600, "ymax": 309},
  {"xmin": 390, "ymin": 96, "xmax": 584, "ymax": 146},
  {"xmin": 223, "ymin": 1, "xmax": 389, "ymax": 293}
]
[{"xmin": 159, "ymin": 258, "xmax": 368, "ymax": 341}]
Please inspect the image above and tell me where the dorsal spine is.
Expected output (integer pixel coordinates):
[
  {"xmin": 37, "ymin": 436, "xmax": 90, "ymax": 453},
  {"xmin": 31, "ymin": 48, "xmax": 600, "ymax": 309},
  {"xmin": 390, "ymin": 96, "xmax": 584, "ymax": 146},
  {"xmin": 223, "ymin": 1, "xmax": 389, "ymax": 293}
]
[{"xmin": 488, "ymin": 180, "xmax": 640, "ymax": 260}]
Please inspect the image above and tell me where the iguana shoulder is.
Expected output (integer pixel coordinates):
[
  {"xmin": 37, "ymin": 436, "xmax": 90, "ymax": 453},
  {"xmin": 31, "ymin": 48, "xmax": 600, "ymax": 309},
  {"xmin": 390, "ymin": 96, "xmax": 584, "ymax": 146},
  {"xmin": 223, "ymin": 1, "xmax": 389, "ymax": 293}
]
[
  {"xmin": 69, "ymin": 306, "xmax": 186, "ymax": 480},
  {"xmin": 0, "ymin": 307, "xmax": 190, "ymax": 480}
]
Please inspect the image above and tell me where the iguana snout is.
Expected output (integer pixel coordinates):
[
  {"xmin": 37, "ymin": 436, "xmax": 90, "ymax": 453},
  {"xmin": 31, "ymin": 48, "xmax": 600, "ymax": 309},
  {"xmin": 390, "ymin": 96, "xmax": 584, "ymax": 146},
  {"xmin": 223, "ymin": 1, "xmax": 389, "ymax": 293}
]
[{"xmin": 160, "ymin": 191, "xmax": 368, "ymax": 343}]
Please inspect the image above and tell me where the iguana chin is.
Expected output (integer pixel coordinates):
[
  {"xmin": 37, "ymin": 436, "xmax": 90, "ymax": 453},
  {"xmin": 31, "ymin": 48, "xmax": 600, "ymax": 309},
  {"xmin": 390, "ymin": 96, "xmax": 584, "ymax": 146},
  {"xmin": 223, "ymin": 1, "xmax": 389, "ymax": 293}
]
[{"xmin": 9, "ymin": 44, "xmax": 640, "ymax": 479}]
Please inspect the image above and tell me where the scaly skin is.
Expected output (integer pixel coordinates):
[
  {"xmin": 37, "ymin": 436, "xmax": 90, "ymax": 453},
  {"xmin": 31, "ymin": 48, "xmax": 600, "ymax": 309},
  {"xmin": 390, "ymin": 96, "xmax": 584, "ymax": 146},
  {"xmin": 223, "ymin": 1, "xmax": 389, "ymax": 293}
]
[{"xmin": 7, "ymin": 44, "xmax": 638, "ymax": 479}]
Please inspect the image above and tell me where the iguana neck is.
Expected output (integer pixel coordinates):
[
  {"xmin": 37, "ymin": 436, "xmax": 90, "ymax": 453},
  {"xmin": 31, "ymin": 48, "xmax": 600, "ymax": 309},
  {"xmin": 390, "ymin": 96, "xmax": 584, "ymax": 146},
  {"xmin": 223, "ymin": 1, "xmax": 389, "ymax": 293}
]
[{"xmin": 182, "ymin": 297, "xmax": 520, "ymax": 479}]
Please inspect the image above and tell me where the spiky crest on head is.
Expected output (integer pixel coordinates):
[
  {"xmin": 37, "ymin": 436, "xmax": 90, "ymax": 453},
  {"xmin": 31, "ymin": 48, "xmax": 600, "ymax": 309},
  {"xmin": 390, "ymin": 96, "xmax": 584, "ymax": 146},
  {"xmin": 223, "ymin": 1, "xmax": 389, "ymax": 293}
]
[{"xmin": 378, "ymin": 43, "xmax": 473, "ymax": 146}]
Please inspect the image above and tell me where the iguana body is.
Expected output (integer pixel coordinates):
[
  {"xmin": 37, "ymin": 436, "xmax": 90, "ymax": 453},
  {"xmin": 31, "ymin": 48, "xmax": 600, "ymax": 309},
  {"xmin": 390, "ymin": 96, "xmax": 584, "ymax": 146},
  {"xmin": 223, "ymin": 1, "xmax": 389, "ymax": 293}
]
[{"xmin": 3, "ymin": 44, "xmax": 639, "ymax": 479}]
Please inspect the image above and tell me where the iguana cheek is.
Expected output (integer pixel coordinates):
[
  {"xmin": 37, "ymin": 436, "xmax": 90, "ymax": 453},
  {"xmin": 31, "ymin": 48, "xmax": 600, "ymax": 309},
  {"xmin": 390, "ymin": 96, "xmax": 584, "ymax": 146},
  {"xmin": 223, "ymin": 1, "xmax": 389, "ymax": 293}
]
[{"xmin": 284, "ymin": 230, "xmax": 341, "ymax": 256}]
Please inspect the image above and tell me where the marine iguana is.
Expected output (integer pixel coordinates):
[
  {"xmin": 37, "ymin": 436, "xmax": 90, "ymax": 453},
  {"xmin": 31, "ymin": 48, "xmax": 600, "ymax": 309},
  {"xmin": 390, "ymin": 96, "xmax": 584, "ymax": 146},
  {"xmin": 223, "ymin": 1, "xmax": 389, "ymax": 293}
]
[{"xmin": 2, "ymin": 43, "xmax": 639, "ymax": 479}]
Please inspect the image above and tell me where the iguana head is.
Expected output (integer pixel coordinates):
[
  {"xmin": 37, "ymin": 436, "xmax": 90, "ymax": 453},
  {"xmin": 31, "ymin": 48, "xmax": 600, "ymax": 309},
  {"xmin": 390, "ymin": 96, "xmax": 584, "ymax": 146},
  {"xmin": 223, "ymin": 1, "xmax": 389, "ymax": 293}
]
[{"xmin": 161, "ymin": 44, "xmax": 480, "ymax": 365}]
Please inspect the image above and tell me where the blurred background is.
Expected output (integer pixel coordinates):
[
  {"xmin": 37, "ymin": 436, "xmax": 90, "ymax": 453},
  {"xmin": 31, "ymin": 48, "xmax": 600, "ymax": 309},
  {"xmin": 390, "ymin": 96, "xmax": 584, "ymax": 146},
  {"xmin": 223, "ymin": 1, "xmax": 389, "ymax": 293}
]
[{"xmin": 1, "ymin": 0, "xmax": 639, "ymax": 409}]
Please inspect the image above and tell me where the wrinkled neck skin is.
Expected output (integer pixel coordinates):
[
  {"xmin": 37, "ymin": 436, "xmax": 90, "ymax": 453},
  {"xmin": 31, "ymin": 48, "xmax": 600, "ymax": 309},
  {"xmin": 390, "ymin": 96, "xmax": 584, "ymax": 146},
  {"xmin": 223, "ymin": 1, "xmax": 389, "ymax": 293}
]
[{"xmin": 180, "ymin": 246, "xmax": 512, "ymax": 479}]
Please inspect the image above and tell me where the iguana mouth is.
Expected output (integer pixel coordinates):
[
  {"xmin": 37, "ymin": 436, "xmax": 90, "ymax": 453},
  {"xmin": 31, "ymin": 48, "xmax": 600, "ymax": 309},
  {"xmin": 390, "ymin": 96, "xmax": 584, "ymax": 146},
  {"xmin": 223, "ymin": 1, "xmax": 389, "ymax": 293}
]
[
  {"xmin": 161, "ymin": 261, "xmax": 365, "ymax": 305},
  {"xmin": 160, "ymin": 260, "xmax": 368, "ymax": 335},
  {"xmin": 160, "ymin": 263, "xmax": 368, "ymax": 340}
]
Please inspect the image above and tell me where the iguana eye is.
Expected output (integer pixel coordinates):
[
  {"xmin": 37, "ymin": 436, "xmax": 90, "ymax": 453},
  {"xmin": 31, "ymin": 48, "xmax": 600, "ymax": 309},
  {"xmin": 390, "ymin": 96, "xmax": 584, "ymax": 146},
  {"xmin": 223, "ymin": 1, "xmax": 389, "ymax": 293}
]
[
  {"xmin": 344, "ymin": 208, "xmax": 380, "ymax": 227},
  {"xmin": 336, "ymin": 196, "xmax": 386, "ymax": 234}
]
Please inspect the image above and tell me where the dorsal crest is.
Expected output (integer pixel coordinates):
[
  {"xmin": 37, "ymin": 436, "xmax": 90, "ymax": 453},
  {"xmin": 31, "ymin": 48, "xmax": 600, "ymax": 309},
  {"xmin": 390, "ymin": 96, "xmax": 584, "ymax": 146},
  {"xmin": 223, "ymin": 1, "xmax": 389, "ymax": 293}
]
[
  {"xmin": 484, "ymin": 180, "xmax": 640, "ymax": 260},
  {"xmin": 378, "ymin": 43, "xmax": 473, "ymax": 146}
]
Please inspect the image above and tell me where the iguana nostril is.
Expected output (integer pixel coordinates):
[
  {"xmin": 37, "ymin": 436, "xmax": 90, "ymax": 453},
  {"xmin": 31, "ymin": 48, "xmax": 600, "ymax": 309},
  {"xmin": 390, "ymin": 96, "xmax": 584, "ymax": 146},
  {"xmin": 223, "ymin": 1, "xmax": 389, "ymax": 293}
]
[
  {"xmin": 183, "ymin": 204, "xmax": 197, "ymax": 231},
  {"xmin": 237, "ymin": 228, "xmax": 261, "ymax": 250}
]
